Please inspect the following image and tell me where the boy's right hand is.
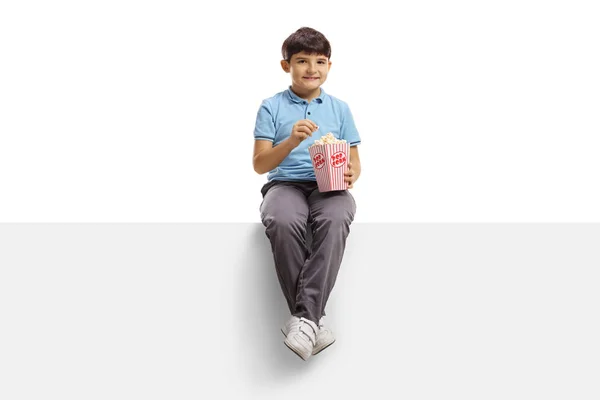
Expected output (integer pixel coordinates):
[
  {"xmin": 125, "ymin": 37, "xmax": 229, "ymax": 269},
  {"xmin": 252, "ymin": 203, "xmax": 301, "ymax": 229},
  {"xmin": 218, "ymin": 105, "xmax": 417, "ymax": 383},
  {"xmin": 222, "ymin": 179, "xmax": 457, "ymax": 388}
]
[{"xmin": 289, "ymin": 119, "xmax": 318, "ymax": 147}]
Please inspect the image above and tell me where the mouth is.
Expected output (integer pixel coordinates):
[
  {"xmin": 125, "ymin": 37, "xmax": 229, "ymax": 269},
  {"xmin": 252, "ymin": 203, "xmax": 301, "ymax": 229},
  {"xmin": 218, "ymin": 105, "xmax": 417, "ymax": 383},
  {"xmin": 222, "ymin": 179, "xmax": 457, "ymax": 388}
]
[{"xmin": 303, "ymin": 77, "xmax": 319, "ymax": 80}]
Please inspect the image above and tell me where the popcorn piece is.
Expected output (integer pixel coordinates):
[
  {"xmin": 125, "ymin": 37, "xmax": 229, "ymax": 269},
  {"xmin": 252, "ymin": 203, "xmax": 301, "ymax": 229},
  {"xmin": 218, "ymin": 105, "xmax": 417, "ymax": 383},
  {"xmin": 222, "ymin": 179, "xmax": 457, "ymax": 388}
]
[{"xmin": 311, "ymin": 132, "xmax": 346, "ymax": 146}]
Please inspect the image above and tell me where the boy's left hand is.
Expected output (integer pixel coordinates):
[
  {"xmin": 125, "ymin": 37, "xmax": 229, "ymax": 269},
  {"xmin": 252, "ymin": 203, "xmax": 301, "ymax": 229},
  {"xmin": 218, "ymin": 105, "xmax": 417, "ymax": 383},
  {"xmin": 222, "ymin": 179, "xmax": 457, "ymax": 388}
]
[{"xmin": 345, "ymin": 162, "xmax": 356, "ymax": 189}]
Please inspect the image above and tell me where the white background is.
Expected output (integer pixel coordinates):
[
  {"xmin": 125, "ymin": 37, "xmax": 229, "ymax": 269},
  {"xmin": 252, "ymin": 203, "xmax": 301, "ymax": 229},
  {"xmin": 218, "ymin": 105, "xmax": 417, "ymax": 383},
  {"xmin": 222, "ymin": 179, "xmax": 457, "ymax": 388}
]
[
  {"xmin": 2, "ymin": 2, "xmax": 599, "ymax": 397},
  {"xmin": 1, "ymin": 0, "xmax": 599, "ymax": 222}
]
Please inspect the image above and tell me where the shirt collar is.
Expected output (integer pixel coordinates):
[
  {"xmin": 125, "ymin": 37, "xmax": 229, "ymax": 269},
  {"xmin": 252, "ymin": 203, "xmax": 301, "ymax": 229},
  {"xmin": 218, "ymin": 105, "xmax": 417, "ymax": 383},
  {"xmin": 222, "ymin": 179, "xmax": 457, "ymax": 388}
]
[{"xmin": 286, "ymin": 86, "xmax": 325, "ymax": 104}]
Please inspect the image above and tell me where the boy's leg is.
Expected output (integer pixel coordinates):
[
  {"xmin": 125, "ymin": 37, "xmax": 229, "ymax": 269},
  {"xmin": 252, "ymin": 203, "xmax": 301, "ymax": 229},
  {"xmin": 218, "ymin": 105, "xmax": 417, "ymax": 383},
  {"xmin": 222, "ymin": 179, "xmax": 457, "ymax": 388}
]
[
  {"xmin": 260, "ymin": 182, "xmax": 311, "ymax": 315},
  {"xmin": 294, "ymin": 189, "xmax": 356, "ymax": 324}
]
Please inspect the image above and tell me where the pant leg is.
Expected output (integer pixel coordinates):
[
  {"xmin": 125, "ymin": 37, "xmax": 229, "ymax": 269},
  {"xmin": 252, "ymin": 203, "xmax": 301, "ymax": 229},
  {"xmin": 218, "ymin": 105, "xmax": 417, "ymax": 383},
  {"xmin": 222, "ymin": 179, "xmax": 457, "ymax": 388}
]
[
  {"xmin": 260, "ymin": 182, "xmax": 310, "ymax": 315},
  {"xmin": 293, "ymin": 189, "xmax": 356, "ymax": 324}
]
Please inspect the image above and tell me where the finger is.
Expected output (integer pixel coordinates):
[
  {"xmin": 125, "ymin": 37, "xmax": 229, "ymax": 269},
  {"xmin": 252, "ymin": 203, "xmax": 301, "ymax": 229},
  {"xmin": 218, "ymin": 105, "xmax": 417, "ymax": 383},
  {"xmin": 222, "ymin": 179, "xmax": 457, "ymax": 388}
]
[
  {"xmin": 299, "ymin": 120, "xmax": 317, "ymax": 131},
  {"xmin": 301, "ymin": 119, "xmax": 317, "ymax": 129},
  {"xmin": 299, "ymin": 120, "xmax": 318, "ymax": 132},
  {"xmin": 297, "ymin": 126, "xmax": 313, "ymax": 136},
  {"xmin": 347, "ymin": 162, "xmax": 352, "ymax": 169}
]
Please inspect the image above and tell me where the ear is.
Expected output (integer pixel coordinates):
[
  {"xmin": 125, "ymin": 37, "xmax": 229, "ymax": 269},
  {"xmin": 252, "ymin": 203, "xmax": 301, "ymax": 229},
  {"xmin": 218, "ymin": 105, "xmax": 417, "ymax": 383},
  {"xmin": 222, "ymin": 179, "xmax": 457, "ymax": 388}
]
[
  {"xmin": 280, "ymin": 59, "xmax": 290, "ymax": 73},
  {"xmin": 327, "ymin": 61, "xmax": 332, "ymax": 71}
]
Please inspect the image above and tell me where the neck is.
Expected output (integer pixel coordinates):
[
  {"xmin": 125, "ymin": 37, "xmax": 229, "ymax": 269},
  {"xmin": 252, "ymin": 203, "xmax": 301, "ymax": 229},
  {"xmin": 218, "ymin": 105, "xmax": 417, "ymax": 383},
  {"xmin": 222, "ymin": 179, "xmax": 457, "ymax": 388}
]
[{"xmin": 290, "ymin": 85, "xmax": 321, "ymax": 102}]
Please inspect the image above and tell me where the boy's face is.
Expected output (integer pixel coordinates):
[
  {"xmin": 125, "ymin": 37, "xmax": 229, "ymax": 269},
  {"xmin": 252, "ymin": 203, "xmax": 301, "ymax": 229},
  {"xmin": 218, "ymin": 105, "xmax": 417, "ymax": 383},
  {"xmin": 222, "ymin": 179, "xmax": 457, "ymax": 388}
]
[{"xmin": 281, "ymin": 51, "xmax": 332, "ymax": 93}]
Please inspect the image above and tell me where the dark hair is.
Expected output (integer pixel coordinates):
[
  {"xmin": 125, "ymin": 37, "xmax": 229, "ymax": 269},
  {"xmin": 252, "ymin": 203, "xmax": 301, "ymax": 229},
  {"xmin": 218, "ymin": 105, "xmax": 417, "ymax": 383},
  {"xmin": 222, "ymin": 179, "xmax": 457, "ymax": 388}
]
[{"xmin": 281, "ymin": 27, "xmax": 331, "ymax": 61}]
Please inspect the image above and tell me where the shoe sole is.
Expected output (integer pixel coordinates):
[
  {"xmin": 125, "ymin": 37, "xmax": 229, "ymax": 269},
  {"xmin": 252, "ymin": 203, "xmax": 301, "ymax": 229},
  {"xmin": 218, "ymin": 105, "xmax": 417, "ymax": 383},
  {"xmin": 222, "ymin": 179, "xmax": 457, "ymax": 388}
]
[
  {"xmin": 281, "ymin": 329, "xmax": 335, "ymax": 356},
  {"xmin": 312, "ymin": 339, "xmax": 335, "ymax": 355},
  {"xmin": 283, "ymin": 339, "xmax": 310, "ymax": 361}
]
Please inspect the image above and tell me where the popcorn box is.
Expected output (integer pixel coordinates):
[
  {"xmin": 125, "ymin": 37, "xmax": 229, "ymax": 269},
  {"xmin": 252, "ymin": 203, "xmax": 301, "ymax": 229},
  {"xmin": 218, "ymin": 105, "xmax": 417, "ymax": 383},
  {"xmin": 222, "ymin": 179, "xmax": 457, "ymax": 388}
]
[{"xmin": 309, "ymin": 142, "xmax": 350, "ymax": 192}]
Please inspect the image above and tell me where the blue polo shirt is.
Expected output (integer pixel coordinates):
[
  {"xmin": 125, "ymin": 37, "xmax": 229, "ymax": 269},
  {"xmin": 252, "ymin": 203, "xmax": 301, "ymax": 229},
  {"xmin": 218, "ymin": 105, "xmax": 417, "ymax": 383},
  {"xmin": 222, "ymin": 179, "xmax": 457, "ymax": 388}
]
[{"xmin": 254, "ymin": 86, "xmax": 362, "ymax": 182}]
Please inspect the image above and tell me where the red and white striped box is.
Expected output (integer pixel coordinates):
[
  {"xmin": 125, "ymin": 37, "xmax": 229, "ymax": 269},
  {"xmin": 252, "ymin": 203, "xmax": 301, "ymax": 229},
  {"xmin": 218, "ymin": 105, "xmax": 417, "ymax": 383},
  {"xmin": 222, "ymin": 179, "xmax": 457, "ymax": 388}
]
[{"xmin": 308, "ymin": 142, "xmax": 350, "ymax": 192}]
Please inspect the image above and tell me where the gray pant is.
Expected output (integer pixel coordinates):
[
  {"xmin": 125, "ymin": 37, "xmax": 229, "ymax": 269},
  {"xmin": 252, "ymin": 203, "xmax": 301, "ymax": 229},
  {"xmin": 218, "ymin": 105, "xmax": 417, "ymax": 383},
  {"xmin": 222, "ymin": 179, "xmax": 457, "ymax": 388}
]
[{"xmin": 259, "ymin": 180, "xmax": 356, "ymax": 324}]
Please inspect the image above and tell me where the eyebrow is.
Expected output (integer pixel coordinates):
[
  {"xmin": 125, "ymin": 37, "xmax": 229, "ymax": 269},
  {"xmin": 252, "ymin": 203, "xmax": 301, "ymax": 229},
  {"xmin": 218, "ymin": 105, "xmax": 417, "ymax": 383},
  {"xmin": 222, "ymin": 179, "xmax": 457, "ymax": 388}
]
[{"xmin": 296, "ymin": 57, "xmax": 328, "ymax": 61}]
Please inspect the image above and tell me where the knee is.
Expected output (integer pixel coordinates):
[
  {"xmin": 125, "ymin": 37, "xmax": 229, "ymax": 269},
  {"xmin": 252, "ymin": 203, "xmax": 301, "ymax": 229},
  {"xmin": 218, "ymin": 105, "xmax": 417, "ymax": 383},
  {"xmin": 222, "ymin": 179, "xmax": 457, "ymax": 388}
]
[
  {"xmin": 262, "ymin": 211, "xmax": 308, "ymax": 232},
  {"xmin": 314, "ymin": 207, "xmax": 355, "ymax": 229}
]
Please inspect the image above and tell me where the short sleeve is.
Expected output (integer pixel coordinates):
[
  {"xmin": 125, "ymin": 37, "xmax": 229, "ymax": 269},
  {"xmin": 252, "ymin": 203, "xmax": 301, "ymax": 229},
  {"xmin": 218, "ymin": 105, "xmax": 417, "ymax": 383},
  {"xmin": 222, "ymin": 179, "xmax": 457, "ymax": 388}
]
[
  {"xmin": 340, "ymin": 102, "xmax": 361, "ymax": 146},
  {"xmin": 253, "ymin": 101, "xmax": 275, "ymax": 142}
]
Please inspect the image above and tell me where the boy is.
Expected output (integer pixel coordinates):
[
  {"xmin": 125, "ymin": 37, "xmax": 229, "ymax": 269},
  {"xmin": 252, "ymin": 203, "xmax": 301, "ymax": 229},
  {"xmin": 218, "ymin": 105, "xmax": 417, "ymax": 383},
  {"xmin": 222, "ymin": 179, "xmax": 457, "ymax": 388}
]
[{"xmin": 253, "ymin": 27, "xmax": 362, "ymax": 361}]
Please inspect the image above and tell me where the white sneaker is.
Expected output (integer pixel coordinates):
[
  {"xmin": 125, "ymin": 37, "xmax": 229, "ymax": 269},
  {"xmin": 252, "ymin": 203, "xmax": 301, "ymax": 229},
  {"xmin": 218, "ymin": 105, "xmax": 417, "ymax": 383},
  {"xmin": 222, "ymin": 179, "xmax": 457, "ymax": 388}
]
[
  {"xmin": 282, "ymin": 316, "xmax": 336, "ymax": 356},
  {"xmin": 313, "ymin": 316, "xmax": 336, "ymax": 355},
  {"xmin": 283, "ymin": 317, "xmax": 318, "ymax": 361},
  {"xmin": 281, "ymin": 316, "xmax": 301, "ymax": 337}
]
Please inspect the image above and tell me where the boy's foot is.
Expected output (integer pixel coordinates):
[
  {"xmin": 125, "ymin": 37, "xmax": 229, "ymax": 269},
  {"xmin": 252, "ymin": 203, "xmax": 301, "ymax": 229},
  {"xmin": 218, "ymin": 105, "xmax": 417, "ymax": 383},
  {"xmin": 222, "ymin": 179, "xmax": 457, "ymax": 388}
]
[
  {"xmin": 281, "ymin": 316, "xmax": 301, "ymax": 337},
  {"xmin": 282, "ymin": 316, "xmax": 336, "ymax": 356},
  {"xmin": 283, "ymin": 317, "xmax": 318, "ymax": 361},
  {"xmin": 313, "ymin": 316, "xmax": 336, "ymax": 355}
]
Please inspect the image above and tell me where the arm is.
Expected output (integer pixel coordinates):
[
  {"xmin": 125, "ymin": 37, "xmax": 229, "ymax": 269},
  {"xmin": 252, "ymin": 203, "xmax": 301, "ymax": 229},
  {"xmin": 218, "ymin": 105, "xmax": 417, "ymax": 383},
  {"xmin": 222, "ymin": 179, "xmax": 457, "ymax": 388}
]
[
  {"xmin": 339, "ymin": 102, "xmax": 361, "ymax": 188},
  {"xmin": 253, "ymin": 120, "xmax": 318, "ymax": 175},
  {"xmin": 253, "ymin": 138, "xmax": 296, "ymax": 175},
  {"xmin": 253, "ymin": 100, "xmax": 289, "ymax": 175},
  {"xmin": 345, "ymin": 145, "xmax": 361, "ymax": 188}
]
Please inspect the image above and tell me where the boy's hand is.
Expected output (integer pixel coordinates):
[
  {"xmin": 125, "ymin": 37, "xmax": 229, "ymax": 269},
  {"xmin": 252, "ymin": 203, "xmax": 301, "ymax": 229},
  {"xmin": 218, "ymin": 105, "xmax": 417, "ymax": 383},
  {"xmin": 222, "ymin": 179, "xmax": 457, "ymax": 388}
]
[
  {"xmin": 290, "ymin": 119, "xmax": 318, "ymax": 147},
  {"xmin": 345, "ymin": 161, "xmax": 356, "ymax": 189}
]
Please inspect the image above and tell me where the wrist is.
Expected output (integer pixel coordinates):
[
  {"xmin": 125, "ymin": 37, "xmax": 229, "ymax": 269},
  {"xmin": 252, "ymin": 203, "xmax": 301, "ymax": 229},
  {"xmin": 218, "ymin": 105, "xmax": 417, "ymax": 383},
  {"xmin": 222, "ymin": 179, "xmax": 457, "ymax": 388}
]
[{"xmin": 284, "ymin": 137, "xmax": 300, "ymax": 149}]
